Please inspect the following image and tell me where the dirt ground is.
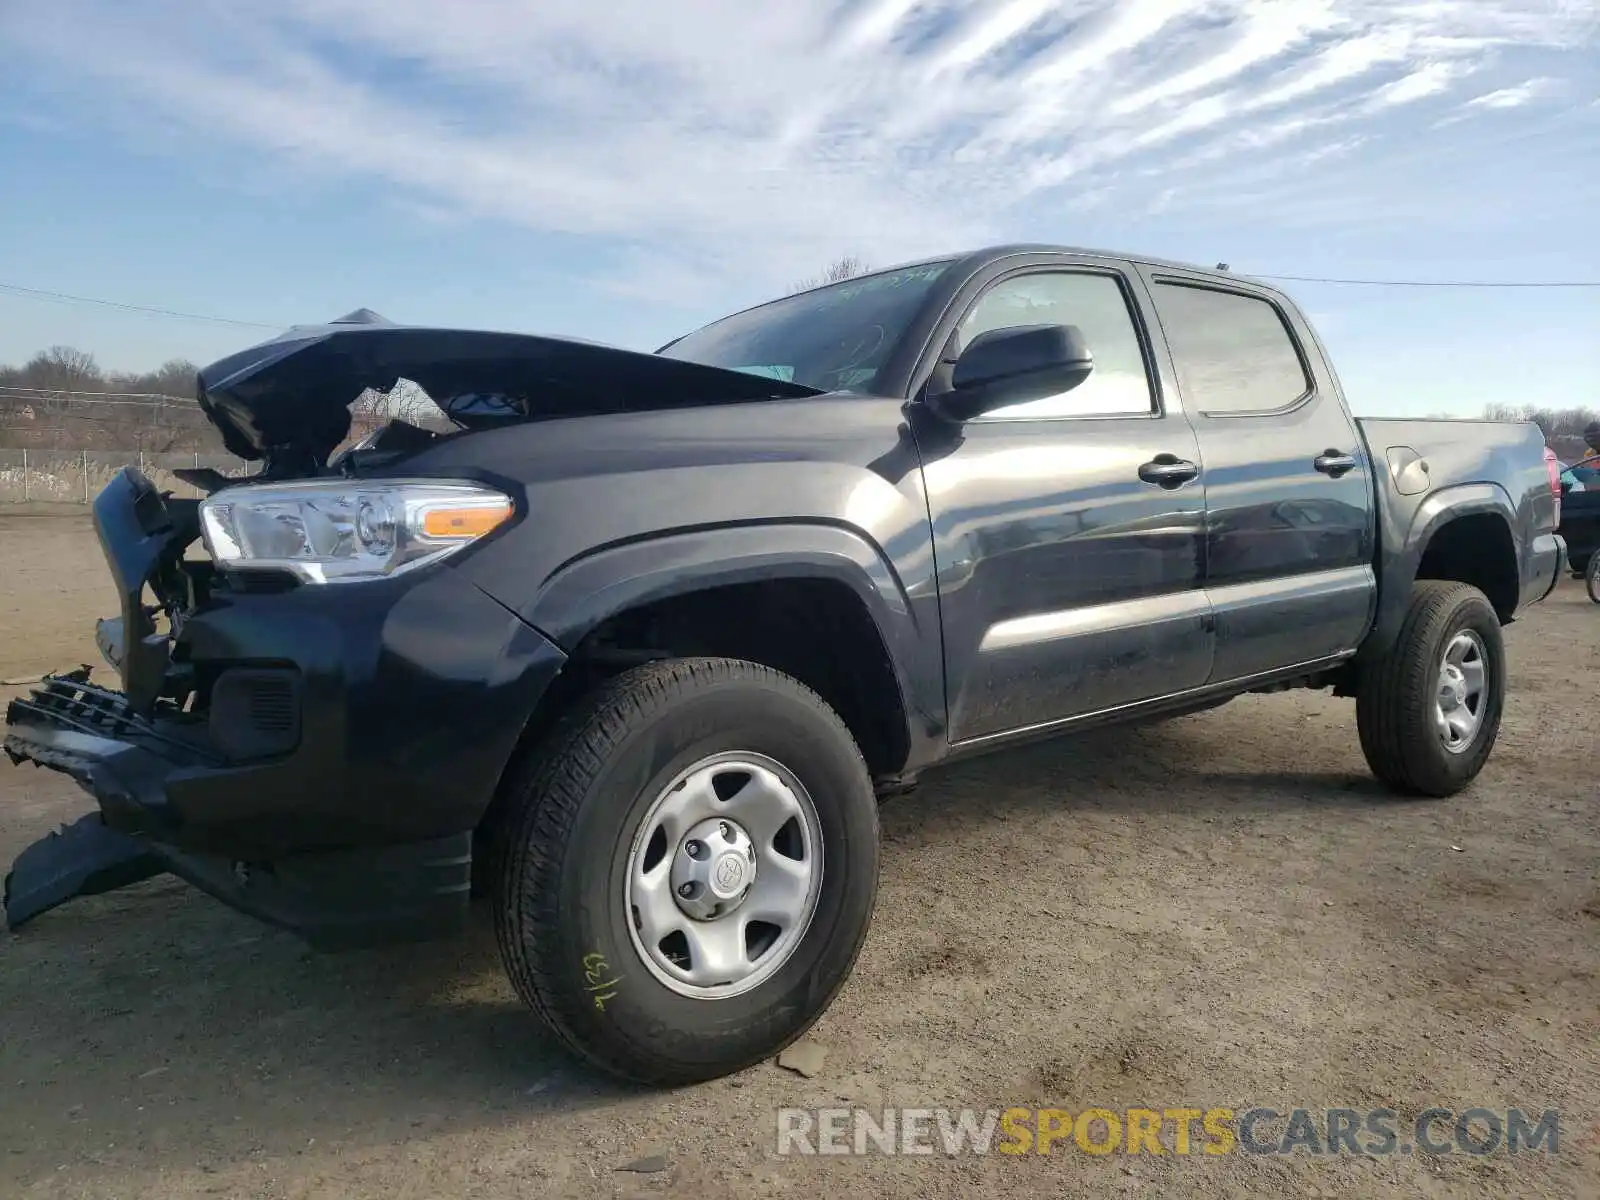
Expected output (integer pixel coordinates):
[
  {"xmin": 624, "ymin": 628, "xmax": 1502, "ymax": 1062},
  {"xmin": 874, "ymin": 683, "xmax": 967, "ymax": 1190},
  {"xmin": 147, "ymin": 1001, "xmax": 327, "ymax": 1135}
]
[{"xmin": 0, "ymin": 507, "xmax": 1596, "ymax": 1200}]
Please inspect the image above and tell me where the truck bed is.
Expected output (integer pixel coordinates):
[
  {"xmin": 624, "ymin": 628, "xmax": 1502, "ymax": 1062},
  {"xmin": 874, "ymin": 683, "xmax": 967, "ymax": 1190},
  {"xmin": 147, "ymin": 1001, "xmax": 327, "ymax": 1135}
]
[{"xmin": 1356, "ymin": 415, "xmax": 1564, "ymax": 653}]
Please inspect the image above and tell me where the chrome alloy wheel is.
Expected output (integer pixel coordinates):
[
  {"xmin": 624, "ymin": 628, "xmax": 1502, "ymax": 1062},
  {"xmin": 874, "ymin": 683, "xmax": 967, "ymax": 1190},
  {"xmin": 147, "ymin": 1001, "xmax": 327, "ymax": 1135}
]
[
  {"xmin": 624, "ymin": 752, "xmax": 824, "ymax": 999},
  {"xmin": 1435, "ymin": 629, "xmax": 1488, "ymax": 754}
]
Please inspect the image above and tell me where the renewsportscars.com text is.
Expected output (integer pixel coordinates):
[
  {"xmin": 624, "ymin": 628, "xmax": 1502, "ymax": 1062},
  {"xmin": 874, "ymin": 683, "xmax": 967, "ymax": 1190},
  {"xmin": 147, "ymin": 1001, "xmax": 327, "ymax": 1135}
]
[{"xmin": 775, "ymin": 1106, "xmax": 1562, "ymax": 1158}]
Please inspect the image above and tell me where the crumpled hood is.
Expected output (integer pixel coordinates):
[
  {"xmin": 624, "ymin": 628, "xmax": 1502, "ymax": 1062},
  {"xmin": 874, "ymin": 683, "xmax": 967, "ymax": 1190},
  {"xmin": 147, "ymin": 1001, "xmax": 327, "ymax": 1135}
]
[{"xmin": 195, "ymin": 309, "xmax": 822, "ymax": 465}]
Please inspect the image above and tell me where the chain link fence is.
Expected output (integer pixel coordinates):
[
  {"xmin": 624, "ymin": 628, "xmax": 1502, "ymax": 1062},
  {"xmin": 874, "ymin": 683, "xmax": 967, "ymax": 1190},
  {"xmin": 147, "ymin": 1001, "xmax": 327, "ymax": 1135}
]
[{"xmin": 0, "ymin": 448, "xmax": 256, "ymax": 505}]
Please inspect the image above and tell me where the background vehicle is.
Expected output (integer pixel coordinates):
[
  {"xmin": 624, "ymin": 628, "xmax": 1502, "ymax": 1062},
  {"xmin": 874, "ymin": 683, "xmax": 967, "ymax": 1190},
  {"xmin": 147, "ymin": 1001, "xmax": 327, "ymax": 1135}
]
[
  {"xmin": 4, "ymin": 245, "xmax": 1566, "ymax": 1086},
  {"xmin": 1556, "ymin": 453, "xmax": 1599, "ymax": 582}
]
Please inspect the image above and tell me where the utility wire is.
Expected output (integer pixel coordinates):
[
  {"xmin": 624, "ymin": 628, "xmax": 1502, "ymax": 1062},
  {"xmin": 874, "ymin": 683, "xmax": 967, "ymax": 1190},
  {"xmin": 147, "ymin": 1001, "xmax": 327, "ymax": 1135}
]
[
  {"xmin": 2, "ymin": 268, "xmax": 1599, "ymax": 347},
  {"xmin": 1250, "ymin": 272, "xmax": 1600, "ymax": 288},
  {"xmin": 0, "ymin": 384, "xmax": 191, "ymax": 402},
  {"xmin": 0, "ymin": 280, "xmax": 283, "ymax": 330},
  {"xmin": 0, "ymin": 396, "xmax": 185, "ymax": 409}
]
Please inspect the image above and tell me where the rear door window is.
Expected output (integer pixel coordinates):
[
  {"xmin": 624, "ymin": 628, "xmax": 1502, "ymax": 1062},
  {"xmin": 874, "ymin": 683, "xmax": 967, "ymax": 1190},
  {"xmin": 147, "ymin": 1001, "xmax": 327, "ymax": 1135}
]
[{"xmin": 1152, "ymin": 283, "xmax": 1311, "ymax": 416}]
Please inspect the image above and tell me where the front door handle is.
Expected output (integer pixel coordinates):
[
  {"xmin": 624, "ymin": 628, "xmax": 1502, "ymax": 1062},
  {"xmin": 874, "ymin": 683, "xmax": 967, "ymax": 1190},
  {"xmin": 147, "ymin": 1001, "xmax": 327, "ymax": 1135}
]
[
  {"xmin": 1138, "ymin": 454, "xmax": 1200, "ymax": 488},
  {"xmin": 1314, "ymin": 449, "xmax": 1358, "ymax": 477}
]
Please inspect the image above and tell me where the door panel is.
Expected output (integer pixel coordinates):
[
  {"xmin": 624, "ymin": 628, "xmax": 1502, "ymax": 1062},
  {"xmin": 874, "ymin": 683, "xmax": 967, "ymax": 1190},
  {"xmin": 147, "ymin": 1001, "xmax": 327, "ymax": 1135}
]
[
  {"xmin": 1143, "ymin": 274, "xmax": 1375, "ymax": 683},
  {"xmin": 916, "ymin": 264, "xmax": 1213, "ymax": 745},
  {"xmin": 1205, "ymin": 564, "xmax": 1375, "ymax": 679}
]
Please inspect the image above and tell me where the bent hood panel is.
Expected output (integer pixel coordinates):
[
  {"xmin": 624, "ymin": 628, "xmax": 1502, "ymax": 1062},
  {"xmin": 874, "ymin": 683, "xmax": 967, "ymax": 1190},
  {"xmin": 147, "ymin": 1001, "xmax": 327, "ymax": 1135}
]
[{"xmin": 196, "ymin": 317, "xmax": 823, "ymax": 463}]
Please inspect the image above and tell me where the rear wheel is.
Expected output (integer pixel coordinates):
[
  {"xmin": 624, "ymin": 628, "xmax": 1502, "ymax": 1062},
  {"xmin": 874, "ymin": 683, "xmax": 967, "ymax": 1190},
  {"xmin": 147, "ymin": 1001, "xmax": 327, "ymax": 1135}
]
[
  {"xmin": 493, "ymin": 657, "xmax": 880, "ymax": 1086},
  {"xmin": 1356, "ymin": 581, "xmax": 1505, "ymax": 797},
  {"xmin": 1586, "ymin": 553, "xmax": 1600, "ymax": 603}
]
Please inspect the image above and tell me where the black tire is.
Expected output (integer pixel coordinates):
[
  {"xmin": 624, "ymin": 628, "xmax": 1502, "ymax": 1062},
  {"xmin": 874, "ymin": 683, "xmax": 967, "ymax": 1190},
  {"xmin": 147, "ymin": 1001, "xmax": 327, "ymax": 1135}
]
[
  {"xmin": 1356, "ymin": 581, "xmax": 1505, "ymax": 797},
  {"xmin": 493, "ymin": 657, "xmax": 880, "ymax": 1086},
  {"xmin": 1586, "ymin": 554, "xmax": 1600, "ymax": 604}
]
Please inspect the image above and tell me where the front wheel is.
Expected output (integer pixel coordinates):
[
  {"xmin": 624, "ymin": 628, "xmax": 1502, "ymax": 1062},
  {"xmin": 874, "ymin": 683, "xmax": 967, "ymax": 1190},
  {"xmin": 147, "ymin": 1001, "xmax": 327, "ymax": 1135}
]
[
  {"xmin": 1356, "ymin": 581, "xmax": 1506, "ymax": 797},
  {"xmin": 1586, "ymin": 554, "xmax": 1600, "ymax": 603},
  {"xmin": 493, "ymin": 657, "xmax": 880, "ymax": 1086}
]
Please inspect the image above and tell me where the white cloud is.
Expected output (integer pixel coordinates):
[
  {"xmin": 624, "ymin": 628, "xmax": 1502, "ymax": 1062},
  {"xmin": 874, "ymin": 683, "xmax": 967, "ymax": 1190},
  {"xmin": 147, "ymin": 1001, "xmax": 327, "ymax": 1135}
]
[
  {"xmin": 1107, "ymin": 0, "xmax": 1342, "ymax": 117},
  {"xmin": 922, "ymin": 0, "xmax": 1060, "ymax": 75},
  {"xmin": 1365, "ymin": 61, "xmax": 1465, "ymax": 110},
  {"xmin": 1463, "ymin": 78, "xmax": 1560, "ymax": 109},
  {"xmin": 1, "ymin": 0, "xmax": 1594, "ymax": 295},
  {"xmin": 1241, "ymin": 30, "xmax": 1419, "ymax": 111}
]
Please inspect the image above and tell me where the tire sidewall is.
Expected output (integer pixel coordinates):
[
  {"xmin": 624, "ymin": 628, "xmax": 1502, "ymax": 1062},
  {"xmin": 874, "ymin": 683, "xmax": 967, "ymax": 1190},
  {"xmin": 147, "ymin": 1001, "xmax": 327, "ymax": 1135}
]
[
  {"xmin": 1586, "ymin": 554, "xmax": 1600, "ymax": 603},
  {"xmin": 543, "ymin": 674, "xmax": 878, "ymax": 1073},
  {"xmin": 1416, "ymin": 589, "xmax": 1505, "ymax": 786}
]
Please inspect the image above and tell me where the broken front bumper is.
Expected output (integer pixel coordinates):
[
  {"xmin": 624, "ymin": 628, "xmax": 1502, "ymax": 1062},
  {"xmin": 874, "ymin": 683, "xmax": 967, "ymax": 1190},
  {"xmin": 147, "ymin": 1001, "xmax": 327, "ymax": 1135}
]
[
  {"xmin": 4, "ymin": 468, "xmax": 569, "ymax": 949},
  {"xmin": 3, "ymin": 674, "xmax": 479, "ymax": 949}
]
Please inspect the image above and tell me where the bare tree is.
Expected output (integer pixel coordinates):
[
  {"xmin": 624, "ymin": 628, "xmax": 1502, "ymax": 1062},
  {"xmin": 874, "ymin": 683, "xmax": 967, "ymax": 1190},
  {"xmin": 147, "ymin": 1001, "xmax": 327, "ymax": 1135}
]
[
  {"xmin": 20, "ymin": 345, "xmax": 103, "ymax": 393},
  {"xmin": 1484, "ymin": 403, "xmax": 1598, "ymax": 437},
  {"xmin": 139, "ymin": 359, "xmax": 201, "ymax": 399},
  {"xmin": 0, "ymin": 345, "xmax": 220, "ymax": 452},
  {"xmin": 790, "ymin": 255, "xmax": 870, "ymax": 294},
  {"xmin": 348, "ymin": 379, "xmax": 451, "ymax": 437},
  {"xmin": 1485, "ymin": 402, "xmax": 1600, "ymax": 462}
]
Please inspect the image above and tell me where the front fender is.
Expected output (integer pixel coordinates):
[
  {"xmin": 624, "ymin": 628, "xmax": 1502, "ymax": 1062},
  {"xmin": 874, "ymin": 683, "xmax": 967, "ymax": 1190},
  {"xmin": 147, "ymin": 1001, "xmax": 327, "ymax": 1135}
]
[{"xmin": 522, "ymin": 522, "xmax": 947, "ymax": 767}]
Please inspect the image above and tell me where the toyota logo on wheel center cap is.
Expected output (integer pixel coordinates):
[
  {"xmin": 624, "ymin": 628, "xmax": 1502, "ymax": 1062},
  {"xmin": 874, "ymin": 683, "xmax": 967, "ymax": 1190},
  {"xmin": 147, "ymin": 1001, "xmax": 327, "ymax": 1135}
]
[{"xmin": 712, "ymin": 852, "xmax": 747, "ymax": 895}]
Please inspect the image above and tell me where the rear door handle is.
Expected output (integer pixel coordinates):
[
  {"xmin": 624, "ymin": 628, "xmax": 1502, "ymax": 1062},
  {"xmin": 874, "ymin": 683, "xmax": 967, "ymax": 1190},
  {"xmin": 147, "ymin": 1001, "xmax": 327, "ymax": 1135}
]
[
  {"xmin": 1138, "ymin": 455, "xmax": 1200, "ymax": 488},
  {"xmin": 1314, "ymin": 449, "xmax": 1357, "ymax": 477}
]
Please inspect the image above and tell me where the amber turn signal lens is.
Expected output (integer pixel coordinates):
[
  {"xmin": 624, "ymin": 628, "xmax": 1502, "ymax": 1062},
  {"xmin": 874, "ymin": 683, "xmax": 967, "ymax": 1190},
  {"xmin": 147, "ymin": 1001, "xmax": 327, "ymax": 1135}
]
[{"xmin": 422, "ymin": 501, "xmax": 512, "ymax": 539}]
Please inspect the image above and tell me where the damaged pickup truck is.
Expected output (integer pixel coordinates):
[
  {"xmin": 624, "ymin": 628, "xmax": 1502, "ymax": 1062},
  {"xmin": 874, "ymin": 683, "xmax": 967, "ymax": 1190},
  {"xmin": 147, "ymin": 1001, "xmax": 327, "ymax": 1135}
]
[{"xmin": 3, "ymin": 245, "xmax": 1567, "ymax": 1086}]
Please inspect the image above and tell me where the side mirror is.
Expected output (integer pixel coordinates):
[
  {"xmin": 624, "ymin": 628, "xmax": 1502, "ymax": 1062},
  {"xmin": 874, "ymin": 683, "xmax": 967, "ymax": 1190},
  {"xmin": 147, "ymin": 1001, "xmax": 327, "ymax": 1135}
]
[{"xmin": 927, "ymin": 324, "xmax": 1094, "ymax": 422}]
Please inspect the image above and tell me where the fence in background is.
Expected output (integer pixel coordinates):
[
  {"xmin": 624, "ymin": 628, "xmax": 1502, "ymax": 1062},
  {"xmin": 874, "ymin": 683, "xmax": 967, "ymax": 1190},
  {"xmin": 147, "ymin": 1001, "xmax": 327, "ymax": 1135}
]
[{"xmin": 0, "ymin": 448, "xmax": 256, "ymax": 505}]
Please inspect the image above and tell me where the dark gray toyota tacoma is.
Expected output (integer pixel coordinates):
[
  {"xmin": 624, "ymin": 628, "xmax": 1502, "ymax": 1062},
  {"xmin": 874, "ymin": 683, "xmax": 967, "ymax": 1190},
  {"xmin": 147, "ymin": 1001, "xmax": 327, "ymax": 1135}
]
[{"xmin": 3, "ymin": 244, "xmax": 1567, "ymax": 1085}]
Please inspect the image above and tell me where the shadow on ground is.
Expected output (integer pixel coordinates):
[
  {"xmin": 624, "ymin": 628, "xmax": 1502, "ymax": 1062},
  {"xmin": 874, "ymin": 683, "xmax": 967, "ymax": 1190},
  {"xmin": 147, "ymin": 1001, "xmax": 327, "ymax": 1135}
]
[
  {"xmin": 0, "ymin": 702, "xmax": 1421, "ymax": 1185},
  {"xmin": 0, "ymin": 895, "xmax": 643, "ymax": 1183},
  {"xmin": 885, "ymin": 707, "xmax": 1405, "ymax": 836}
]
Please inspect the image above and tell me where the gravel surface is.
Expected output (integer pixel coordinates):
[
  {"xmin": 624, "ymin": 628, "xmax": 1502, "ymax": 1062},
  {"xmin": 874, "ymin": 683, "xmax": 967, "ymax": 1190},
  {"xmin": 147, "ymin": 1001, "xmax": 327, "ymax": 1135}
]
[{"xmin": 1, "ymin": 508, "xmax": 1595, "ymax": 1199}]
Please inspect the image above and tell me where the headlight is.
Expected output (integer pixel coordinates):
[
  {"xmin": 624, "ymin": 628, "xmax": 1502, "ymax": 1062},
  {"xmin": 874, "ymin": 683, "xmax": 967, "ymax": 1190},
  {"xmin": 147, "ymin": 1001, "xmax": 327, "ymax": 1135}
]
[{"xmin": 199, "ymin": 478, "xmax": 513, "ymax": 584}]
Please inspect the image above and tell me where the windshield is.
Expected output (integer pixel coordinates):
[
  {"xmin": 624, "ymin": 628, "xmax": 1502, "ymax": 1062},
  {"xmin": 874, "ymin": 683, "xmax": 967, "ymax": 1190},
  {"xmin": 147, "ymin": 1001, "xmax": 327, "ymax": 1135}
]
[{"xmin": 658, "ymin": 260, "xmax": 954, "ymax": 394}]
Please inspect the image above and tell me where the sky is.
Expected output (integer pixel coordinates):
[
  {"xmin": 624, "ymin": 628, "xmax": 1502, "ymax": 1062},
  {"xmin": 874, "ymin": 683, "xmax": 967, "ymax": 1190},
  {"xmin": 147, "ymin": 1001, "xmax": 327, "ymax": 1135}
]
[{"xmin": 0, "ymin": 0, "xmax": 1596, "ymax": 418}]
